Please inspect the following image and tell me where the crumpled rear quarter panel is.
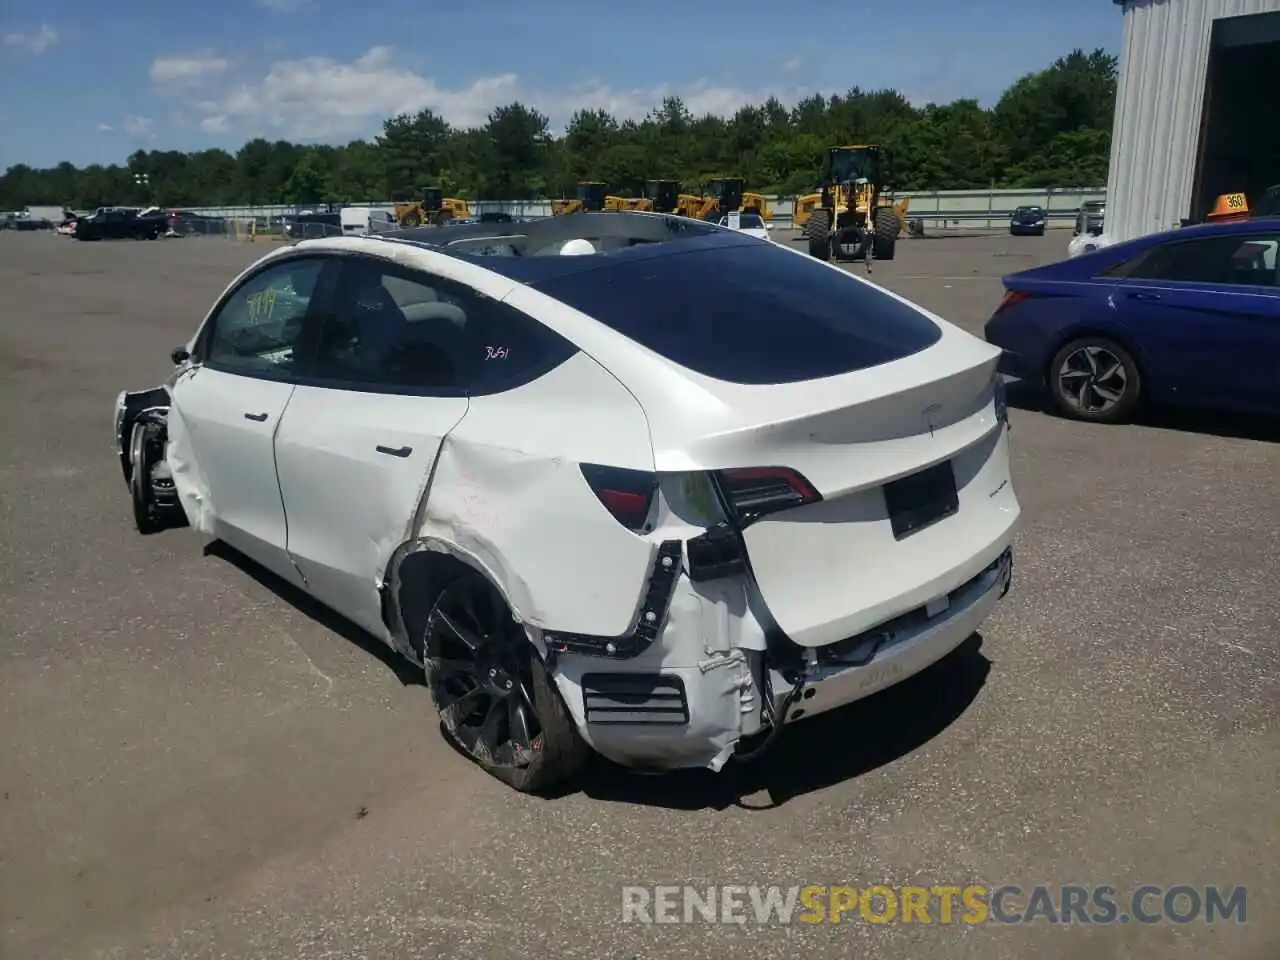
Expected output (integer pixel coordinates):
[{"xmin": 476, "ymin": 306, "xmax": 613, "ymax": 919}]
[{"xmin": 414, "ymin": 351, "xmax": 657, "ymax": 638}]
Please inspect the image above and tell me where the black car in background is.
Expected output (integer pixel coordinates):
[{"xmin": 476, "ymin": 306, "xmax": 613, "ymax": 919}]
[
  {"xmin": 283, "ymin": 211, "xmax": 341, "ymax": 239},
  {"xmin": 165, "ymin": 209, "xmax": 226, "ymax": 236},
  {"xmin": 1009, "ymin": 205, "xmax": 1047, "ymax": 236},
  {"xmin": 73, "ymin": 207, "xmax": 166, "ymax": 241}
]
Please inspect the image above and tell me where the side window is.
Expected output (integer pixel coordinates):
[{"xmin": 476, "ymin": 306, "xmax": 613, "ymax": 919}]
[
  {"xmin": 310, "ymin": 260, "xmax": 576, "ymax": 394},
  {"xmin": 203, "ymin": 258, "xmax": 327, "ymax": 377},
  {"xmin": 1126, "ymin": 235, "xmax": 1280, "ymax": 288}
]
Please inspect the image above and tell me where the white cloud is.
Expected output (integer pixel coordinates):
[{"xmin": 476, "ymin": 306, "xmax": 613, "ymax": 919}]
[
  {"xmin": 150, "ymin": 52, "xmax": 228, "ymax": 85},
  {"xmin": 184, "ymin": 46, "xmax": 796, "ymax": 141},
  {"xmin": 97, "ymin": 122, "xmax": 113, "ymax": 132},
  {"xmin": 3, "ymin": 23, "xmax": 58, "ymax": 55},
  {"xmin": 124, "ymin": 115, "xmax": 155, "ymax": 138},
  {"xmin": 783, "ymin": 56, "xmax": 804, "ymax": 74}
]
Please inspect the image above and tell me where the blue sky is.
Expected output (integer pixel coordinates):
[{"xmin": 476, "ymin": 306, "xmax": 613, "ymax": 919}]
[{"xmin": 0, "ymin": 0, "xmax": 1122, "ymax": 170}]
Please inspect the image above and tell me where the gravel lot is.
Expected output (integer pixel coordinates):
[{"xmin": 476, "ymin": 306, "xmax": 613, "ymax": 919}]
[{"xmin": 1, "ymin": 228, "xmax": 1276, "ymax": 960}]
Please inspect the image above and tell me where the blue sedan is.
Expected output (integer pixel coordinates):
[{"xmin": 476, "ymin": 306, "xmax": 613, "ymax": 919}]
[{"xmin": 983, "ymin": 218, "xmax": 1280, "ymax": 422}]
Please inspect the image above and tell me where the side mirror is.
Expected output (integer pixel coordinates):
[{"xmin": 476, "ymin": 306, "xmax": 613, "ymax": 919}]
[{"xmin": 171, "ymin": 346, "xmax": 190, "ymax": 365}]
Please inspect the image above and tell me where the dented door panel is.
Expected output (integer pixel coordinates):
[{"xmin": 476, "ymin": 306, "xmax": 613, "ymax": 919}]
[
  {"xmin": 274, "ymin": 385, "xmax": 469, "ymax": 640},
  {"xmin": 169, "ymin": 367, "xmax": 303, "ymax": 587},
  {"xmin": 412, "ymin": 351, "xmax": 657, "ymax": 638}
]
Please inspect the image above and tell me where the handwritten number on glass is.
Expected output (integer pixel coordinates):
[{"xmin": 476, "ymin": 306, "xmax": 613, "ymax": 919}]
[
  {"xmin": 246, "ymin": 289, "xmax": 277, "ymax": 325},
  {"xmin": 485, "ymin": 345, "xmax": 509, "ymax": 360}
]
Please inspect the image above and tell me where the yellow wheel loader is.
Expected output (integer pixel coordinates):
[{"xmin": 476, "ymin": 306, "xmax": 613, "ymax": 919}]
[
  {"xmin": 795, "ymin": 145, "xmax": 909, "ymax": 265},
  {"xmin": 624, "ymin": 180, "xmax": 681, "ymax": 213},
  {"xmin": 395, "ymin": 187, "xmax": 470, "ymax": 227},
  {"xmin": 552, "ymin": 182, "xmax": 609, "ymax": 216},
  {"xmin": 679, "ymin": 178, "xmax": 746, "ymax": 221},
  {"xmin": 741, "ymin": 191, "xmax": 772, "ymax": 220}
]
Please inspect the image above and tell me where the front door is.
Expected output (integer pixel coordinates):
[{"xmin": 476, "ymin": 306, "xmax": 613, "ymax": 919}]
[
  {"xmin": 1113, "ymin": 231, "xmax": 1280, "ymax": 408},
  {"xmin": 176, "ymin": 255, "xmax": 338, "ymax": 585},
  {"xmin": 273, "ymin": 257, "xmax": 473, "ymax": 638}
]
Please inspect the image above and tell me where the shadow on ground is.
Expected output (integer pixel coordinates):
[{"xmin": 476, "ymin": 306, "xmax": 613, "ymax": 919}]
[
  {"xmin": 1006, "ymin": 378, "xmax": 1280, "ymax": 443},
  {"xmin": 575, "ymin": 634, "xmax": 991, "ymax": 811},
  {"xmin": 200, "ymin": 538, "xmax": 990, "ymax": 810},
  {"xmin": 203, "ymin": 540, "xmax": 425, "ymax": 687}
]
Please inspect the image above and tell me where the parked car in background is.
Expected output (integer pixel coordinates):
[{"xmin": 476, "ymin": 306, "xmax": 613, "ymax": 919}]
[
  {"xmin": 73, "ymin": 207, "xmax": 166, "ymax": 241},
  {"xmin": 716, "ymin": 211, "xmax": 772, "ymax": 241},
  {"xmin": 283, "ymin": 211, "xmax": 342, "ymax": 239},
  {"xmin": 1074, "ymin": 200, "xmax": 1105, "ymax": 237},
  {"xmin": 1009, "ymin": 206, "xmax": 1046, "ymax": 236},
  {"xmin": 114, "ymin": 211, "xmax": 1018, "ymax": 794},
  {"xmin": 984, "ymin": 217, "xmax": 1280, "ymax": 422},
  {"xmin": 166, "ymin": 209, "xmax": 226, "ymax": 236}
]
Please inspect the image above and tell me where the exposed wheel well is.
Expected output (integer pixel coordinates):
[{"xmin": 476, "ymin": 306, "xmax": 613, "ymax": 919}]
[{"xmin": 393, "ymin": 551, "xmax": 477, "ymax": 659}]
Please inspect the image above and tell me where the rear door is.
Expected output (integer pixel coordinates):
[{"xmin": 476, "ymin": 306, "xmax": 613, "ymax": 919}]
[
  {"xmin": 272, "ymin": 257, "xmax": 473, "ymax": 639},
  {"xmin": 1110, "ymin": 230, "xmax": 1280, "ymax": 407}
]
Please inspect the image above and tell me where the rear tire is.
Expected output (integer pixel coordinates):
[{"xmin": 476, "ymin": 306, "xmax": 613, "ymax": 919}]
[
  {"xmin": 872, "ymin": 207, "xmax": 898, "ymax": 261},
  {"xmin": 805, "ymin": 208, "xmax": 830, "ymax": 259},
  {"xmin": 401, "ymin": 210, "xmax": 422, "ymax": 228},
  {"xmin": 424, "ymin": 572, "xmax": 589, "ymax": 794},
  {"xmin": 1047, "ymin": 336, "xmax": 1142, "ymax": 424}
]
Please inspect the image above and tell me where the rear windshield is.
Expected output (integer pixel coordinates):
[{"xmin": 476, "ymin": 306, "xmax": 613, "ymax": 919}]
[{"xmin": 530, "ymin": 242, "xmax": 942, "ymax": 384}]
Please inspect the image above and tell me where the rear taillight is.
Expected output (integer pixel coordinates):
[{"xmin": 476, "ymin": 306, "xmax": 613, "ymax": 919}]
[
  {"xmin": 580, "ymin": 464, "xmax": 657, "ymax": 532},
  {"xmin": 994, "ymin": 289, "xmax": 1034, "ymax": 314},
  {"xmin": 717, "ymin": 467, "xmax": 821, "ymax": 523}
]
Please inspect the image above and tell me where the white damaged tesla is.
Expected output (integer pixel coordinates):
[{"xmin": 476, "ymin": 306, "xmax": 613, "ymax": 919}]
[{"xmin": 114, "ymin": 211, "xmax": 1018, "ymax": 793}]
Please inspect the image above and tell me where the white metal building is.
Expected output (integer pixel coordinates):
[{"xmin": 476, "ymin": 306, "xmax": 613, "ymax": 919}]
[{"xmin": 1105, "ymin": 0, "xmax": 1280, "ymax": 242}]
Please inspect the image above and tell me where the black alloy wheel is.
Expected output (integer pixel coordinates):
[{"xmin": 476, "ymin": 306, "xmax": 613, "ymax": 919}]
[{"xmin": 423, "ymin": 572, "xmax": 587, "ymax": 793}]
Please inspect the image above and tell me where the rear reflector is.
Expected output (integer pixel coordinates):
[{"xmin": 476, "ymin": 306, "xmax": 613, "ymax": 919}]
[
  {"xmin": 717, "ymin": 466, "xmax": 821, "ymax": 523},
  {"xmin": 994, "ymin": 289, "xmax": 1034, "ymax": 314},
  {"xmin": 580, "ymin": 464, "xmax": 657, "ymax": 532}
]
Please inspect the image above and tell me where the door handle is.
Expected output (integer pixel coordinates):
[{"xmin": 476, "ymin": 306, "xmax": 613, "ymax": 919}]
[
  {"xmin": 375, "ymin": 444, "xmax": 413, "ymax": 457},
  {"xmin": 1127, "ymin": 291, "xmax": 1161, "ymax": 302},
  {"xmin": 244, "ymin": 411, "xmax": 269, "ymax": 422}
]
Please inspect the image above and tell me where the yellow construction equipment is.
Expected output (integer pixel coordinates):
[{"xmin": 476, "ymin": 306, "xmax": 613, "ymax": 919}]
[
  {"xmin": 680, "ymin": 178, "xmax": 746, "ymax": 221},
  {"xmin": 741, "ymin": 191, "xmax": 773, "ymax": 220},
  {"xmin": 624, "ymin": 180, "xmax": 681, "ymax": 213},
  {"xmin": 674, "ymin": 192, "xmax": 706, "ymax": 218},
  {"xmin": 395, "ymin": 187, "xmax": 469, "ymax": 227},
  {"xmin": 795, "ymin": 145, "xmax": 908, "ymax": 263},
  {"xmin": 552, "ymin": 182, "xmax": 607, "ymax": 216}
]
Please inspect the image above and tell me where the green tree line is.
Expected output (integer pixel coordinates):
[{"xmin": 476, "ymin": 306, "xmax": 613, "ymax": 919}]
[{"xmin": 0, "ymin": 49, "xmax": 1116, "ymax": 210}]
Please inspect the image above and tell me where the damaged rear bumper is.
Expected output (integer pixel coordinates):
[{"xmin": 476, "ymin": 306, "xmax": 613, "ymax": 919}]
[
  {"xmin": 775, "ymin": 548, "xmax": 1011, "ymax": 723},
  {"xmin": 549, "ymin": 544, "xmax": 1014, "ymax": 773}
]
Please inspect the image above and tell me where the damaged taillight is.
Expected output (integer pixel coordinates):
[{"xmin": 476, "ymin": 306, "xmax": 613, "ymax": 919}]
[
  {"xmin": 580, "ymin": 463, "xmax": 658, "ymax": 532},
  {"xmin": 717, "ymin": 466, "xmax": 821, "ymax": 523}
]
